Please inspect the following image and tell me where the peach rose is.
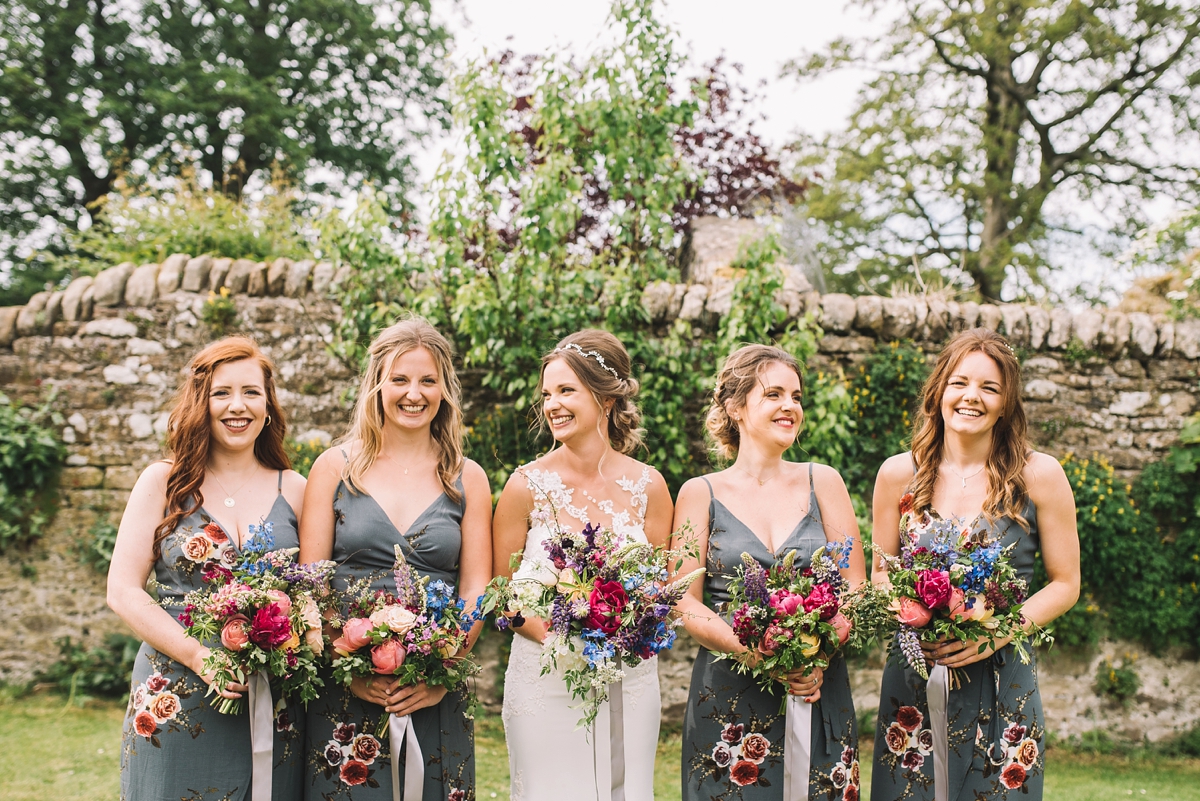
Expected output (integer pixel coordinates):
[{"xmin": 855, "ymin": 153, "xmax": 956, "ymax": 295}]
[
  {"xmin": 220, "ymin": 615, "xmax": 251, "ymax": 651},
  {"xmin": 182, "ymin": 535, "xmax": 214, "ymax": 563},
  {"xmin": 342, "ymin": 618, "xmax": 375, "ymax": 650},
  {"xmin": 299, "ymin": 596, "xmax": 321, "ymax": 630},
  {"xmin": 1016, "ymin": 738, "xmax": 1039, "ymax": 768},
  {"xmin": 895, "ymin": 597, "xmax": 933, "ymax": 628},
  {"xmin": 830, "ymin": 612, "xmax": 853, "ymax": 646},
  {"xmin": 149, "ymin": 692, "xmax": 181, "ymax": 723},
  {"xmin": 741, "ymin": 733, "xmax": 770, "ymax": 764},
  {"xmin": 369, "ymin": 605, "xmax": 418, "ymax": 636},
  {"xmin": 371, "ymin": 639, "xmax": 406, "ymax": 674},
  {"xmin": 134, "ymin": 710, "xmax": 157, "ymax": 737},
  {"xmin": 947, "ymin": 587, "xmax": 968, "ymax": 622},
  {"xmin": 305, "ymin": 627, "xmax": 325, "ymax": 656},
  {"xmin": 265, "ymin": 590, "xmax": 292, "ymax": 615}
]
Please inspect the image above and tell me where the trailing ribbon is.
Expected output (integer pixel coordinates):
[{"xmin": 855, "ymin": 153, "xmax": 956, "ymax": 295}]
[
  {"xmin": 609, "ymin": 678, "xmax": 625, "ymax": 801},
  {"xmin": 247, "ymin": 673, "xmax": 273, "ymax": 801},
  {"xmin": 927, "ymin": 663, "xmax": 951, "ymax": 801},
  {"xmin": 781, "ymin": 694, "xmax": 812, "ymax": 801},
  {"xmin": 389, "ymin": 713, "xmax": 424, "ymax": 801}
]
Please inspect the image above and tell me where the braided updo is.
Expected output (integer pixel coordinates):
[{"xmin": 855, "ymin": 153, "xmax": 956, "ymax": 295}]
[
  {"xmin": 706, "ymin": 344, "xmax": 804, "ymax": 460},
  {"xmin": 537, "ymin": 329, "xmax": 644, "ymax": 454}
]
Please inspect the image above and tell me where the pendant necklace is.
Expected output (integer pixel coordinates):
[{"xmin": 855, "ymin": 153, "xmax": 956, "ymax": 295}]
[
  {"xmin": 735, "ymin": 462, "xmax": 777, "ymax": 487},
  {"xmin": 210, "ymin": 468, "xmax": 257, "ymax": 508},
  {"xmin": 946, "ymin": 461, "xmax": 985, "ymax": 489}
]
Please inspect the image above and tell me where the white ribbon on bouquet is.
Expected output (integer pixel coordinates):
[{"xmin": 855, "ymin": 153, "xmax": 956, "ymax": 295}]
[
  {"xmin": 927, "ymin": 663, "xmax": 951, "ymax": 801},
  {"xmin": 781, "ymin": 694, "xmax": 813, "ymax": 801},
  {"xmin": 247, "ymin": 673, "xmax": 274, "ymax": 801},
  {"xmin": 389, "ymin": 712, "xmax": 424, "ymax": 801}
]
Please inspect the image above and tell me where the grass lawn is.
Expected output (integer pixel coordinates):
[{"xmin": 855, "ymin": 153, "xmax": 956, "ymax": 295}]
[{"xmin": 4, "ymin": 690, "xmax": 1200, "ymax": 801}]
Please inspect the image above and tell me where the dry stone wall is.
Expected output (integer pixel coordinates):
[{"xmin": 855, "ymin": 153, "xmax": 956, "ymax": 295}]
[{"xmin": 1, "ymin": 253, "xmax": 1197, "ymax": 741}]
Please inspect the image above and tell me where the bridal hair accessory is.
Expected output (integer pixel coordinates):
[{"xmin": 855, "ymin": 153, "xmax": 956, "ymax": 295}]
[{"xmin": 554, "ymin": 342, "xmax": 622, "ymax": 380}]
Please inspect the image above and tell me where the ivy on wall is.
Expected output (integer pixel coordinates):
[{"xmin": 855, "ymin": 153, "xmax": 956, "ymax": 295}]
[{"xmin": 0, "ymin": 393, "xmax": 65, "ymax": 552}]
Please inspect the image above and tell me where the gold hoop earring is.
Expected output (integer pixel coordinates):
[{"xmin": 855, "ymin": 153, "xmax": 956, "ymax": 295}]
[{"xmin": 265, "ymin": 414, "xmax": 272, "ymax": 427}]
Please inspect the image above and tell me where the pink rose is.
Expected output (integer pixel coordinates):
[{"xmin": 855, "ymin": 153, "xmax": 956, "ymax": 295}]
[
  {"xmin": 915, "ymin": 570, "xmax": 952, "ymax": 610},
  {"xmin": 759, "ymin": 625, "xmax": 787, "ymax": 656},
  {"xmin": 341, "ymin": 618, "xmax": 375, "ymax": 652},
  {"xmin": 830, "ymin": 612, "xmax": 853, "ymax": 646},
  {"xmin": 741, "ymin": 733, "xmax": 770, "ymax": 764},
  {"xmin": 220, "ymin": 615, "xmax": 250, "ymax": 651},
  {"xmin": 803, "ymin": 583, "xmax": 840, "ymax": 620},
  {"xmin": 769, "ymin": 590, "xmax": 803, "ymax": 617},
  {"xmin": 895, "ymin": 597, "xmax": 933, "ymax": 628},
  {"xmin": 265, "ymin": 590, "xmax": 292, "ymax": 615},
  {"xmin": 585, "ymin": 580, "xmax": 629, "ymax": 634},
  {"xmin": 248, "ymin": 604, "xmax": 293, "ymax": 649},
  {"xmin": 947, "ymin": 587, "xmax": 968, "ymax": 621},
  {"xmin": 145, "ymin": 673, "xmax": 169, "ymax": 693},
  {"xmin": 371, "ymin": 638, "xmax": 406, "ymax": 674}
]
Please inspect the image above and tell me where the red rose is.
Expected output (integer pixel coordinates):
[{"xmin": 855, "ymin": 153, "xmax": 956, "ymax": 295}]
[
  {"xmin": 729, "ymin": 760, "xmax": 759, "ymax": 787},
  {"xmin": 585, "ymin": 580, "xmax": 628, "ymax": 635},
  {"xmin": 1000, "ymin": 762, "xmax": 1027, "ymax": 789},
  {"xmin": 204, "ymin": 522, "xmax": 229, "ymax": 544},
  {"xmin": 802, "ymin": 583, "xmax": 839, "ymax": 620},
  {"xmin": 248, "ymin": 604, "xmax": 294, "ymax": 648},
  {"xmin": 134, "ymin": 711, "xmax": 157, "ymax": 737},
  {"xmin": 339, "ymin": 759, "xmax": 370, "ymax": 786},
  {"xmin": 915, "ymin": 570, "xmax": 952, "ymax": 610},
  {"xmin": 843, "ymin": 784, "xmax": 860, "ymax": 801},
  {"xmin": 895, "ymin": 706, "xmax": 924, "ymax": 732},
  {"xmin": 898, "ymin": 493, "xmax": 914, "ymax": 515}
]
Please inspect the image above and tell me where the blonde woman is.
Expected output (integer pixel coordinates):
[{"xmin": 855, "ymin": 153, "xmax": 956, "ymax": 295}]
[{"xmin": 299, "ymin": 318, "xmax": 492, "ymax": 801}]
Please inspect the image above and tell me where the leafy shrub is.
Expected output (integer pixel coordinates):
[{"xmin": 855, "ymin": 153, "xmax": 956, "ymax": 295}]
[
  {"xmin": 200, "ymin": 288, "xmax": 238, "ymax": 334},
  {"xmin": 35, "ymin": 634, "xmax": 140, "ymax": 701},
  {"xmin": 0, "ymin": 393, "xmax": 66, "ymax": 552},
  {"xmin": 1094, "ymin": 655, "xmax": 1141, "ymax": 705},
  {"xmin": 286, "ymin": 436, "xmax": 328, "ymax": 479},
  {"xmin": 77, "ymin": 517, "xmax": 118, "ymax": 574}
]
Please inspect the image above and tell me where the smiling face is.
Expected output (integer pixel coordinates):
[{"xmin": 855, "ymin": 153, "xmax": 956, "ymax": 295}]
[
  {"xmin": 208, "ymin": 358, "xmax": 269, "ymax": 452},
  {"xmin": 940, "ymin": 350, "xmax": 1005, "ymax": 437},
  {"xmin": 734, "ymin": 361, "xmax": 804, "ymax": 453},
  {"xmin": 379, "ymin": 346, "xmax": 443, "ymax": 432},
  {"xmin": 541, "ymin": 357, "xmax": 607, "ymax": 445}
]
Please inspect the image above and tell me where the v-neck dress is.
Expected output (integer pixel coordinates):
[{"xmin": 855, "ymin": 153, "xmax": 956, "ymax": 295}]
[
  {"xmin": 870, "ymin": 498, "xmax": 1045, "ymax": 801},
  {"xmin": 682, "ymin": 465, "xmax": 860, "ymax": 801},
  {"xmin": 119, "ymin": 477, "xmax": 305, "ymax": 801},
  {"xmin": 303, "ymin": 478, "xmax": 474, "ymax": 801}
]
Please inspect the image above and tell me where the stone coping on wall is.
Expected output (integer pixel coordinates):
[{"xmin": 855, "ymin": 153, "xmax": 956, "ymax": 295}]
[{"xmin": 1, "ymin": 255, "xmax": 1198, "ymax": 362}]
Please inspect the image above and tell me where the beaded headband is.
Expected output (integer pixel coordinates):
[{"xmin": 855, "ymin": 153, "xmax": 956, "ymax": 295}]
[{"xmin": 554, "ymin": 342, "xmax": 622, "ymax": 380}]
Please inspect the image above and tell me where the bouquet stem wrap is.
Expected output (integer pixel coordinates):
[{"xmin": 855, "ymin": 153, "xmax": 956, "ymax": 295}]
[
  {"xmin": 389, "ymin": 713, "xmax": 424, "ymax": 801},
  {"xmin": 609, "ymin": 678, "xmax": 625, "ymax": 801},
  {"xmin": 248, "ymin": 673, "xmax": 273, "ymax": 801},
  {"xmin": 781, "ymin": 695, "xmax": 812, "ymax": 801},
  {"xmin": 927, "ymin": 664, "xmax": 951, "ymax": 801}
]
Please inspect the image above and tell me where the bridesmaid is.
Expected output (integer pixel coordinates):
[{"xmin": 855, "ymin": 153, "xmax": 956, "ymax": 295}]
[
  {"xmin": 109, "ymin": 336, "xmax": 308, "ymax": 800},
  {"xmin": 869, "ymin": 328, "xmax": 1079, "ymax": 800},
  {"xmin": 673, "ymin": 344, "xmax": 868, "ymax": 800},
  {"xmin": 300, "ymin": 318, "xmax": 491, "ymax": 801}
]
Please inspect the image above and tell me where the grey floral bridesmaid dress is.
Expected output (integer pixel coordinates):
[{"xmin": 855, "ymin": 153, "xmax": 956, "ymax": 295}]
[
  {"xmin": 303, "ymin": 478, "xmax": 473, "ymax": 801},
  {"xmin": 120, "ymin": 471, "xmax": 305, "ymax": 801},
  {"xmin": 683, "ymin": 465, "xmax": 861, "ymax": 801}
]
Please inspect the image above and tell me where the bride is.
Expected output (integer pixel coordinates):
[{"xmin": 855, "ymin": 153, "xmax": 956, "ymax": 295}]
[{"xmin": 493, "ymin": 329, "xmax": 674, "ymax": 801}]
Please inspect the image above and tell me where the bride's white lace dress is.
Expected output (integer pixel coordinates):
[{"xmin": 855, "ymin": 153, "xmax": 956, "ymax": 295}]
[{"xmin": 502, "ymin": 465, "xmax": 661, "ymax": 801}]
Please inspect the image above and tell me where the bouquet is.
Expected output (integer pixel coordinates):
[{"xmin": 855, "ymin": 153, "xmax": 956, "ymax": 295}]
[
  {"xmin": 330, "ymin": 545, "xmax": 481, "ymax": 724},
  {"xmin": 720, "ymin": 538, "xmax": 890, "ymax": 707},
  {"xmin": 486, "ymin": 522, "xmax": 704, "ymax": 727},
  {"xmin": 174, "ymin": 521, "xmax": 336, "ymax": 713},
  {"xmin": 874, "ymin": 493, "xmax": 1052, "ymax": 680}
]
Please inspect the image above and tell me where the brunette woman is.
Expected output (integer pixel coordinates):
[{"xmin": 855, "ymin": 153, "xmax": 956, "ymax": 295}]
[
  {"xmin": 299, "ymin": 318, "xmax": 491, "ymax": 801},
  {"xmin": 108, "ymin": 336, "xmax": 308, "ymax": 800},
  {"xmin": 494, "ymin": 329, "xmax": 674, "ymax": 801},
  {"xmin": 869, "ymin": 328, "xmax": 1080, "ymax": 800},
  {"xmin": 673, "ymin": 344, "xmax": 868, "ymax": 800}
]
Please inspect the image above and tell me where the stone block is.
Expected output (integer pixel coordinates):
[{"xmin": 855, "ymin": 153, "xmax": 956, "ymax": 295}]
[
  {"xmin": 61, "ymin": 276, "xmax": 94, "ymax": 322},
  {"xmin": 1073, "ymin": 310, "xmax": 1103, "ymax": 349},
  {"xmin": 16, "ymin": 291, "xmax": 52, "ymax": 337},
  {"xmin": 128, "ymin": 413, "xmax": 154, "ymax": 439},
  {"xmin": 924, "ymin": 298, "xmax": 950, "ymax": 339},
  {"xmin": 81, "ymin": 285, "xmax": 95, "ymax": 320},
  {"xmin": 310, "ymin": 262, "xmax": 335, "ymax": 296},
  {"xmin": 1026, "ymin": 307, "xmax": 1049, "ymax": 349},
  {"xmin": 881, "ymin": 297, "xmax": 917, "ymax": 339},
  {"xmin": 267, "ymin": 258, "xmax": 291, "ymax": 295},
  {"xmin": 63, "ymin": 466, "xmax": 104, "ymax": 489},
  {"xmin": 1047, "ymin": 307, "xmax": 1073, "ymax": 349},
  {"xmin": 45, "ymin": 290, "xmax": 64, "ymax": 326},
  {"xmin": 157, "ymin": 253, "xmax": 189, "ymax": 294},
  {"xmin": 1127, "ymin": 313, "xmax": 1157, "ymax": 359},
  {"xmin": 705, "ymin": 277, "xmax": 736, "ymax": 316},
  {"xmin": 103, "ymin": 465, "xmax": 140, "ymax": 490},
  {"xmin": 284, "ymin": 259, "xmax": 314, "ymax": 297},
  {"xmin": 1156, "ymin": 320, "xmax": 1174, "ymax": 356},
  {"xmin": 853, "ymin": 295, "xmax": 883, "ymax": 333},
  {"xmin": 977, "ymin": 304, "xmax": 1002, "ymax": 331},
  {"xmin": 181, "ymin": 255, "xmax": 213, "ymax": 292},
  {"xmin": 333, "ymin": 265, "xmax": 351, "ymax": 288},
  {"xmin": 0, "ymin": 306, "xmax": 20, "ymax": 347},
  {"xmin": 1173, "ymin": 320, "xmax": 1200, "ymax": 359},
  {"xmin": 957, "ymin": 301, "xmax": 980, "ymax": 330},
  {"xmin": 678, "ymin": 284, "xmax": 708, "ymax": 321},
  {"xmin": 1000, "ymin": 305, "xmax": 1029, "ymax": 345},
  {"xmin": 641, "ymin": 280, "xmax": 677, "ymax": 322},
  {"xmin": 128, "ymin": 338, "xmax": 165, "ymax": 356},
  {"xmin": 208, "ymin": 258, "xmax": 233, "ymax": 292},
  {"xmin": 103, "ymin": 364, "xmax": 140, "ymax": 385},
  {"xmin": 244, "ymin": 262, "xmax": 267, "ymax": 296},
  {"xmin": 67, "ymin": 412, "xmax": 88, "ymax": 433},
  {"xmin": 1109, "ymin": 391, "xmax": 1151, "ymax": 416},
  {"xmin": 82, "ymin": 318, "xmax": 139, "ymax": 338},
  {"xmin": 1024, "ymin": 379, "xmax": 1060, "ymax": 401},
  {"xmin": 92, "ymin": 262, "xmax": 135, "ymax": 307},
  {"xmin": 1098, "ymin": 311, "xmax": 1131, "ymax": 355},
  {"xmin": 225, "ymin": 259, "xmax": 256, "ymax": 294},
  {"xmin": 124, "ymin": 263, "xmax": 160, "ymax": 307},
  {"xmin": 819, "ymin": 294, "xmax": 857, "ymax": 334}
]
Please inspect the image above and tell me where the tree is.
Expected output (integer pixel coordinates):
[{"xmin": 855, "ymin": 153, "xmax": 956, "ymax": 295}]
[
  {"xmin": 0, "ymin": 0, "xmax": 450, "ymax": 300},
  {"xmin": 787, "ymin": 0, "xmax": 1200, "ymax": 300}
]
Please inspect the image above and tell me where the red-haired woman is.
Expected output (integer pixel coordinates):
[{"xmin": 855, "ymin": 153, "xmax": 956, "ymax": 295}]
[
  {"xmin": 108, "ymin": 336, "xmax": 308, "ymax": 800},
  {"xmin": 870, "ymin": 328, "xmax": 1080, "ymax": 801}
]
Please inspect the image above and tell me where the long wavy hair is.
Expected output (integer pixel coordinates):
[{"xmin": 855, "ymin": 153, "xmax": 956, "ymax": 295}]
[
  {"xmin": 340, "ymin": 317, "xmax": 464, "ymax": 504},
  {"xmin": 155, "ymin": 337, "xmax": 290, "ymax": 558},
  {"xmin": 705, "ymin": 344, "xmax": 804, "ymax": 460},
  {"xmin": 909, "ymin": 328, "xmax": 1029, "ymax": 527}
]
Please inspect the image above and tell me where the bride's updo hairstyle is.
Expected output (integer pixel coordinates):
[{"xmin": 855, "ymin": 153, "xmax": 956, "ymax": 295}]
[
  {"xmin": 537, "ymin": 329, "xmax": 644, "ymax": 455},
  {"xmin": 909, "ymin": 327, "xmax": 1029, "ymax": 527},
  {"xmin": 706, "ymin": 344, "xmax": 804, "ymax": 460}
]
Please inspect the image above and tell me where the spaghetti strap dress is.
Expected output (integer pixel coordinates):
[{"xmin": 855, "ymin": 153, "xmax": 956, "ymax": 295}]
[
  {"xmin": 120, "ymin": 470, "xmax": 305, "ymax": 801},
  {"xmin": 871, "ymin": 491, "xmax": 1044, "ymax": 800},
  {"xmin": 683, "ymin": 464, "xmax": 861, "ymax": 801},
  {"xmin": 303, "ymin": 476, "xmax": 474, "ymax": 801}
]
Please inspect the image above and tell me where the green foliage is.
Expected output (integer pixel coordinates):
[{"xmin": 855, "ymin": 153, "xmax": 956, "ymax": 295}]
[
  {"xmin": 786, "ymin": 1, "xmax": 1200, "ymax": 300},
  {"xmin": 200, "ymin": 288, "xmax": 238, "ymax": 335},
  {"xmin": 77, "ymin": 517, "xmax": 118, "ymax": 575},
  {"xmin": 286, "ymin": 437, "xmax": 328, "ymax": 479},
  {"xmin": 1094, "ymin": 655, "xmax": 1141, "ymax": 705},
  {"xmin": 0, "ymin": 393, "xmax": 65, "ymax": 552},
  {"xmin": 1118, "ymin": 208, "xmax": 1200, "ymax": 320},
  {"xmin": 34, "ymin": 635, "xmax": 140, "ymax": 702}
]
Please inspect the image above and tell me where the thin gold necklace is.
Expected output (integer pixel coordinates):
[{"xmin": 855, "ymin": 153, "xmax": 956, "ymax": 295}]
[
  {"xmin": 945, "ymin": 461, "xmax": 985, "ymax": 489},
  {"xmin": 735, "ymin": 462, "xmax": 779, "ymax": 487},
  {"xmin": 209, "ymin": 467, "xmax": 258, "ymax": 508}
]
